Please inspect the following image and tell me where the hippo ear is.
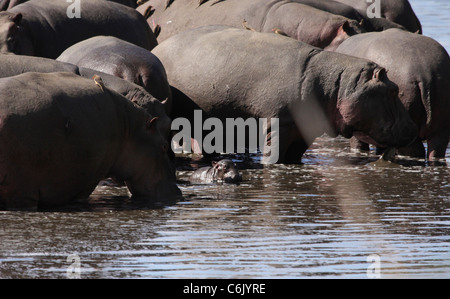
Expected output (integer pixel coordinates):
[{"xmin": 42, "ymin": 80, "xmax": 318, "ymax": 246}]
[
  {"xmin": 161, "ymin": 98, "xmax": 168, "ymax": 105},
  {"xmin": 11, "ymin": 13, "xmax": 22, "ymax": 25},
  {"xmin": 212, "ymin": 161, "xmax": 218, "ymax": 167},
  {"xmin": 339, "ymin": 21, "xmax": 350, "ymax": 35},
  {"xmin": 146, "ymin": 117, "xmax": 159, "ymax": 134},
  {"xmin": 373, "ymin": 68, "xmax": 387, "ymax": 81}
]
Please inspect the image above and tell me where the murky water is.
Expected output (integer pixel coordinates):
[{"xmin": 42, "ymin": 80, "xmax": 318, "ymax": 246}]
[{"xmin": 1, "ymin": 1, "xmax": 449, "ymax": 279}]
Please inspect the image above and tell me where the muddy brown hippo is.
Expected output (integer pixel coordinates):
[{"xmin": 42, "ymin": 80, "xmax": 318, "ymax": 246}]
[
  {"xmin": 190, "ymin": 159, "xmax": 242, "ymax": 184},
  {"xmin": 57, "ymin": 36, "xmax": 171, "ymax": 104},
  {"xmin": 334, "ymin": 0, "xmax": 422, "ymax": 33},
  {"xmin": 152, "ymin": 25, "xmax": 418, "ymax": 164},
  {"xmin": 0, "ymin": 54, "xmax": 172, "ymax": 138},
  {"xmin": 0, "ymin": 0, "xmax": 157, "ymax": 58},
  {"xmin": 0, "ymin": 72, "xmax": 182, "ymax": 211},
  {"xmin": 335, "ymin": 29, "xmax": 450, "ymax": 160},
  {"xmin": 138, "ymin": 0, "xmax": 364, "ymax": 51}
]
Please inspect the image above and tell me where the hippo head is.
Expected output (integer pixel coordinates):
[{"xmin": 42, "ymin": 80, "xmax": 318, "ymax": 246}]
[
  {"xmin": 131, "ymin": 96, "xmax": 172, "ymax": 139},
  {"xmin": 211, "ymin": 159, "xmax": 242, "ymax": 183},
  {"xmin": 0, "ymin": 12, "xmax": 33, "ymax": 55},
  {"xmin": 116, "ymin": 113, "xmax": 182, "ymax": 206},
  {"xmin": 325, "ymin": 20, "xmax": 365, "ymax": 51},
  {"xmin": 336, "ymin": 65, "xmax": 418, "ymax": 148}
]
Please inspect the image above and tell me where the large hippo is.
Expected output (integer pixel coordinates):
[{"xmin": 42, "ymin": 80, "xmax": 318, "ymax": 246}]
[
  {"xmin": 0, "ymin": 72, "xmax": 182, "ymax": 210},
  {"xmin": 0, "ymin": 54, "xmax": 172, "ymax": 138},
  {"xmin": 139, "ymin": 0, "xmax": 364, "ymax": 51},
  {"xmin": 291, "ymin": 0, "xmax": 405, "ymax": 32},
  {"xmin": 57, "ymin": 36, "xmax": 171, "ymax": 104},
  {"xmin": 190, "ymin": 159, "xmax": 242, "ymax": 184},
  {"xmin": 0, "ymin": 0, "xmax": 157, "ymax": 58},
  {"xmin": 334, "ymin": 0, "xmax": 422, "ymax": 33},
  {"xmin": 152, "ymin": 25, "xmax": 418, "ymax": 164},
  {"xmin": 0, "ymin": 0, "xmax": 140, "ymax": 10},
  {"xmin": 335, "ymin": 29, "xmax": 450, "ymax": 160}
]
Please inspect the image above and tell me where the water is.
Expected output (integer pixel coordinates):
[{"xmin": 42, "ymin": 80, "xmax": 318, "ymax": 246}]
[
  {"xmin": 409, "ymin": 0, "xmax": 450, "ymax": 52},
  {"xmin": 1, "ymin": 1, "xmax": 449, "ymax": 279}
]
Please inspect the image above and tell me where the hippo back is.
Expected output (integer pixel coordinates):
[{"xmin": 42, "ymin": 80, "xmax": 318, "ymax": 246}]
[
  {"xmin": 141, "ymin": 0, "xmax": 364, "ymax": 50},
  {"xmin": 6, "ymin": 0, "xmax": 156, "ymax": 58},
  {"xmin": 57, "ymin": 36, "xmax": 172, "ymax": 103}
]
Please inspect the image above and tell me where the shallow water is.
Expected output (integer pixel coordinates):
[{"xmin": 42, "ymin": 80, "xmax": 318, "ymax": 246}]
[
  {"xmin": 1, "ymin": 0, "xmax": 450, "ymax": 279},
  {"xmin": 1, "ymin": 136, "xmax": 448, "ymax": 279}
]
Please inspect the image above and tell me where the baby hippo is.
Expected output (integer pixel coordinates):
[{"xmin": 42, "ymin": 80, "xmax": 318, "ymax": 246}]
[{"xmin": 190, "ymin": 159, "xmax": 242, "ymax": 184}]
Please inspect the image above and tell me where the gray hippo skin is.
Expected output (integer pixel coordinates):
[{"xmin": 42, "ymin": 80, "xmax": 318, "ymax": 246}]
[
  {"xmin": 78, "ymin": 67, "xmax": 172, "ymax": 138},
  {"xmin": 336, "ymin": 29, "xmax": 450, "ymax": 160},
  {"xmin": 190, "ymin": 160, "xmax": 241, "ymax": 184},
  {"xmin": 152, "ymin": 26, "xmax": 418, "ymax": 164},
  {"xmin": 0, "ymin": 72, "xmax": 182, "ymax": 211},
  {"xmin": 0, "ymin": 0, "xmax": 26, "ymax": 10},
  {"xmin": 0, "ymin": 54, "xmax": 172, "ymax": 138},
  {"xmin": 0, "ymin": 0, "xmax": 157, "ymax": 58},
  {"xmin": 334, "ymin": 0, "xmax": 422, "ymax": 33},
  {"xmin": 0, "ymin": 0, "xmax": 139, "ymax": 10},
  {"xmin": 139, "ymin": 0, "xmax": 364, "ymax": 51},
  {"xmin": 291, "ymin": 0, "xmax": 405, "ymax": 32},
  {"xmin": 57, "ymin": 36, "xmax": 172, "ymax": 104}
]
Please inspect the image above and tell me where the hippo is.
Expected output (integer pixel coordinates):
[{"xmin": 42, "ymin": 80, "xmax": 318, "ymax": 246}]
[
  {"xmin": 0, "ymin": 0, "xmax": 140, "ymax": 10},
  {"xmin": 0, "ymin": 54, "xmax": 172, "ymax": 138},
  {"xmin": 0, "ymin": 0, "xmax": 157, "ymax": 58},
  {"xmin": 138, "ymin": 0, "xmax": 364, "ymax": 51},
  {"xmin": 78, "ymin": 67, "xmax": 172, "ymax": 138},
  {"xmin": 152, "ymin": 25, "xmax": 418, "ymax": 164},
  {"xmin": 334, "ymin": 0, "xmax": 422, "ymax": 34},
  {"xmin": 57, "ymin": 36, "xmax": 172, "ymax": 104},
  {"xmin": 190, "ymin": 159, "xmax": 242, "ymax": 184},
  {"xmin": 335, "ymin": 29, "xmax": 450, "ymax": 160},
  {"xmin": 0, "ymin": 0, "xmax": 26, "ymax": 10},
  {"xmin": 291, "ymin": 0, "xmax": 406, "ymax": 32},
  {"xmin": 0, "ymin": 72, "xmax": 182, "ymax": 211}
]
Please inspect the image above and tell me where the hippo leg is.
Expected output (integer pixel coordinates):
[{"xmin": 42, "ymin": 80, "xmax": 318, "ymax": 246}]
[
  {"xmin": 350, "ymin": 136, "xmax": 370, "ymax": 152},
  {"xmin": 5, "ymin": 195, "xmax": 38, "ymax": 211},
  {"xmin": 284, "ymin": 139, "xmax": 308, "ymax": 164},
  {"xmin": 397, "ymin": 137, "xmax": 426, "ymax": 159},
  {"xmin": 427, "ymin": 131, "xmax": 450, "ymax": 160},
  {"xmin": 262, "ymin": 124, "xmax": 305, "ymax": 164}
]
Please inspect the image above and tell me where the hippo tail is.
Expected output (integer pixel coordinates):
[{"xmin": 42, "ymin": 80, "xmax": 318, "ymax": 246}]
[{"xmin": 418, "ymin": 81, "xmax": 432, "ymax": 128}]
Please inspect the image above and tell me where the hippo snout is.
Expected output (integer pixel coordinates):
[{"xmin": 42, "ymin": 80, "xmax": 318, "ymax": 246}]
[
  {"xmin": 223, "ymin": 169, "xmax": 242, "ymax": 183},
  {"xmin": 389, "ymin": 104, "xmax": 419, "ymax": 148}
]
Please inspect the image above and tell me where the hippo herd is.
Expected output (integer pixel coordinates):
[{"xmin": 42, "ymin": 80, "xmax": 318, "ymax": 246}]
[{"xmin": 0, "ymin": 0, "xmax": 447, "ymax": 210}]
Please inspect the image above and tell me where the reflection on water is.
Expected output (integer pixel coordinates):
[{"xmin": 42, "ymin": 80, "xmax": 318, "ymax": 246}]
[
  {"xmin": 0, "ymin": 136, "xmax": 449, "ymax": 278},
  {"xmin": 1, "ymin": 0, "xmax": 450, "ymax": 279}
]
